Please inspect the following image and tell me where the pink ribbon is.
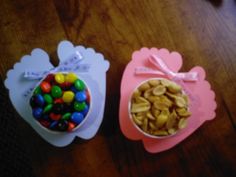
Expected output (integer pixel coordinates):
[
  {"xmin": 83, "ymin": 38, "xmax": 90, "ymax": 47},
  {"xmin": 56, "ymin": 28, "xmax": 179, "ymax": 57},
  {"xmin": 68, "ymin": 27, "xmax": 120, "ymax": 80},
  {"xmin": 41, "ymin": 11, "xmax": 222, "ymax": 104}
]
[{"xmin": 135, "ymin": 54, "xmax": 198, "ymax": 82}]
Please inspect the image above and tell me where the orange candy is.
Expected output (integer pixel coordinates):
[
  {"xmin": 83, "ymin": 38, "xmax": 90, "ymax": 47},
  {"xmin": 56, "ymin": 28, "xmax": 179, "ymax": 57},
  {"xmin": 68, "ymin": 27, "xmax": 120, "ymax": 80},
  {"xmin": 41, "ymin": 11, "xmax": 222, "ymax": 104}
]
[
  {"xmin": 40, "ymin": 81, "xmax": 51, "ymax": 93},
  {"xmin": 68, "ymin": 122, "xmax": 76, "ymax": 131}
]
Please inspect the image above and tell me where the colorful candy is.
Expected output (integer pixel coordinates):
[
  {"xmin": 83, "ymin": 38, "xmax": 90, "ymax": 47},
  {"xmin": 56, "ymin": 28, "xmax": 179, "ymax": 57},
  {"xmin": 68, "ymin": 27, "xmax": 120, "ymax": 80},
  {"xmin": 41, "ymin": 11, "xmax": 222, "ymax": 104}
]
[
  {"xmin": 75, "ymin": 91, "xmax": 87, "ymax": 102},
  {"xmin": 40, "ymin": 81, "xmax": 51, "ymax": 93},
  {"xmin": 50, "ymin": 121, "xmax": 58, "ymax": 129},
  {"xmin": 62, "ymin": 113, "xmax": 71, "ymax": 120},
  {"xmin": 55, "ymin": 73, "xmax": 65, "ymax": 84},
  {"xmin": 50, "ymin": 112, "xmax": 62, "ymax": 121},
  {"xmin": 81, "ymin": 105, "xmax": 89, "ymax": 117},
  {"xmin": 44, "ymin": 94, "xmax": 53, "ymax": 104},
  {"xmin": 65, "ymin": 73, "xmax": 77, "ymax": 83},
  {"xmin": 62, "ymin": 91, "xmax": 75, "ymax": 103},
  {"xmin": 57, "ymin": 120, "xmax": 68, "ymax": 131},
  {"xmin": 33, "ymin": 108, "xmax": 43, "ymax": 119},
  {"xmin": 44, "ymin": 74, "xmax": 55, "ymax": 83},
  {"xmin": 74, "ymin": 79, "xmax": 85, "ymax": 91},
  {"xmin": 54, "ymin": 98, "xmax": 64, "ymax": 104},
  {"xmin": 70, "ymin": 86, "xmax": 78, "ymax": 93},
  {"xmin": 29, "ymin": 72, "xmax": 90, "ymax": 132},
  {"xmin": 33, "ymin": 86, "xmax": 42, "ymax": 95},
  {"xmin": 60, "ymin": 82, "xmax": 72, "ymax": 90},
  {"xmin": 74, "ymin": 101, "xmax": 86, "ymax": 112},
  {"xmin": 35, "ymin": 94, "xmax": 45, "ymax": 107},
  {"xmin": 39, "ymin": 120, "xmax": 50, "ymax": 128},
  {"xmin": 71, "ymin": 112, "xmax": 84, "ymax": 124},
  {"xmin": 68, "ymin": 122, "xmax": 76, "ymax": 131},
  {"xmin": 43, "ymin": 104, "xmax": 53, "ymax": 113},
  {"xmin": 51, "ymin": 85, "xmax": 62, "ymax": 98}
]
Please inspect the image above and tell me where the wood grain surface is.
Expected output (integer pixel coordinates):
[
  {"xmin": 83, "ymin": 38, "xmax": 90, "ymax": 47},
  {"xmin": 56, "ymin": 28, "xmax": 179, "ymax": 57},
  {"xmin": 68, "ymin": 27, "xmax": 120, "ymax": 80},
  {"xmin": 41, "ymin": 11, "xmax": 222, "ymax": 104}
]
[{"xmin": 1, "ymin": 0, "xmax": 236, "ymax": 177}]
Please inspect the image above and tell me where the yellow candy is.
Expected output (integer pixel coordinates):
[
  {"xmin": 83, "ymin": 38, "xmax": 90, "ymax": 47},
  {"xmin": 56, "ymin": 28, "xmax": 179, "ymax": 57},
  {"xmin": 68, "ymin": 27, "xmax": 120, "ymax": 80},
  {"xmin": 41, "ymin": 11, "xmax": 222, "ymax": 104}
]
[
  {"xmin": 55, "ymin": 73, "xmax": 65, "ymax": 84},
  {"xmin": 62, "ymin": 91, "xmax": 75, "ymax": 103},
  {"xmin": 65, "ymin": 73, "xmax": 78, "ymax": 83}
]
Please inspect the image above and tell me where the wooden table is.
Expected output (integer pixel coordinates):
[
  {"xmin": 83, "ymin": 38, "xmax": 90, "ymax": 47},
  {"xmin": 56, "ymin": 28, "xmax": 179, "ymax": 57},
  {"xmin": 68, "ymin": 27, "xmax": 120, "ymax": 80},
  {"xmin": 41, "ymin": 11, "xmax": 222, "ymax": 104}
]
[{"xmin": 1, "ymin": 0, "xmax": 236, "ymax": 177}]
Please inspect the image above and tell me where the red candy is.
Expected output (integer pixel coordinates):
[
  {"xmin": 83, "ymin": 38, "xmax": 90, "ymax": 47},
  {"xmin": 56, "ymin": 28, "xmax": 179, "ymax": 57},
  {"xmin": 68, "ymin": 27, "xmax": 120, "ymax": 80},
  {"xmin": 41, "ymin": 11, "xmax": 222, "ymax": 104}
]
[
  {"xmin": 50, "ymin": 113, "xmax": 61, "ymax": 121},
  {"xmin": 68, "ymin": 122, "xmax": 76, "ymax": 131},
  {"xmin": 44, "ymin": 74, "xmax": 55, "ymax": 83},
  {"xmin": 39, "ymin": 120, "xmax": 51, "ymax": 127},
  {"xmin": 54, "ymin": 98, "xmax": 64, "ymax": 104},
  {"xmin": 40, "ymin": 81, "xmax": 51, "ymax": 93},
  {"xmin": 60, "ymin": 82, "xmax": 72, "ymax": 90},
  {"xmin": 86, "ymin": 89, "xmax": 90, "ymax": 103}
]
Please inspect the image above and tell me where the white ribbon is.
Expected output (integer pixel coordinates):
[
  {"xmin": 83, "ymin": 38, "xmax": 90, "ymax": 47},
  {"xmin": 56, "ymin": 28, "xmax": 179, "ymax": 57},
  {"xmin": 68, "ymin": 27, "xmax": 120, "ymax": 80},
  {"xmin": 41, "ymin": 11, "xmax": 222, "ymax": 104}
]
[
  {"xmin": 24, "ymin": 51, "xmax": 89, "ymax": 80},
  {"xmin": 135, "ymin": 54, "xmax": 198, "ymax": 82},
  {"xmin": 22, "ymin": 51, "xmax": 89, "ymax": 97}
]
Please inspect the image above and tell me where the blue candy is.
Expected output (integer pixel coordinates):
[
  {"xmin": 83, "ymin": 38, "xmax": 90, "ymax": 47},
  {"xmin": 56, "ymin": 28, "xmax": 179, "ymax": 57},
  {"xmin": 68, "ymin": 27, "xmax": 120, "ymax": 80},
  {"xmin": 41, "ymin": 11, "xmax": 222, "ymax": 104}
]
[
  {"xmin": 75, "ymin": 91, "xmax": 87, "ymax": 102},
  {"xmin": 35, "ymin": 94, "xmax": 45, "ymax": 107},
  {"xmin": 49, "ymin": 121, "xmax": 58, "ymax": 129},
  {"xmin": 70, "ymin": 86, "xmax": 78, "ymax": 93},
  {"xmin": 33, "ymin": 108, "xmax": 43, "ymax": 119},
  {"xmin": 71, "ymin": 112, "xmax": 84, "ymax": 124}
]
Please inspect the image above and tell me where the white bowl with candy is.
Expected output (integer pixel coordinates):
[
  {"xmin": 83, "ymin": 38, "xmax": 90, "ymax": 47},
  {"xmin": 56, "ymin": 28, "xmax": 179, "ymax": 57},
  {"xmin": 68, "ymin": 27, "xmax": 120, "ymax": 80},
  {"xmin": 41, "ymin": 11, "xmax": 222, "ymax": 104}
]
[{"xmin": 30, "ymin": 72, "xmax": 91, "ymax": 133}]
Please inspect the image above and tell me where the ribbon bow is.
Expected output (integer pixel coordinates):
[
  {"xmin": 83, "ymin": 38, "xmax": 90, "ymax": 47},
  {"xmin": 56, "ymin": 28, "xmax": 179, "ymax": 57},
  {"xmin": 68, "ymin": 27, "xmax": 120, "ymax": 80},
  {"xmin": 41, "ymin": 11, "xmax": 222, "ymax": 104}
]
[
  {"xmin": 23, "ymin": 51, "xmax": 89, "ymax": 97},
  {"xmin": 24, "ymin": 51, "xmax": 89, "ymax": 80},
  {"xmin": 135, "ymin": 54, "xmax": 198, "ymax": 82}
]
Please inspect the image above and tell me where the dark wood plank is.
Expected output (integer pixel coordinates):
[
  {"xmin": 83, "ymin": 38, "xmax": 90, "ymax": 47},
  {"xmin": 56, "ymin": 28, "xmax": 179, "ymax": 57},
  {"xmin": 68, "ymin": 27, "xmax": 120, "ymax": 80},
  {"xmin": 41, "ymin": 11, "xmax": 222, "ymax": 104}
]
[
  {"xmin": 0, "ymin": 0, "xmax": 66, "ymax": 78},
  {"xmin": 0, "ymin": 0, "xmax": 236, "ymax": 177}
]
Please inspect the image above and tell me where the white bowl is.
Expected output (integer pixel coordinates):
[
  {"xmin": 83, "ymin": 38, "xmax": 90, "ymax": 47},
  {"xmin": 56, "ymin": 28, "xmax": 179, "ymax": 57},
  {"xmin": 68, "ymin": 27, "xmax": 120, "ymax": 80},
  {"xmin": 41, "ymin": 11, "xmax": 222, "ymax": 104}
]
[
  {"xmin": 30, "ymin": 72, "xmax": 92, "ymax": 134},
  {"xmin": 128, "ymin": 78, "xmax": 190, "ymax": 139}
]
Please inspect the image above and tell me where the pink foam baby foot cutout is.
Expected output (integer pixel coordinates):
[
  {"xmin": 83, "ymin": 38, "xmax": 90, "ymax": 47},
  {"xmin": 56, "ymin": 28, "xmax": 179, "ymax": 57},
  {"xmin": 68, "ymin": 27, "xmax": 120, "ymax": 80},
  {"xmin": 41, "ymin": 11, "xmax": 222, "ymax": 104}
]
[{"xmin": 119, "ymin": 47, "xmax": 216, "ymax": 153}]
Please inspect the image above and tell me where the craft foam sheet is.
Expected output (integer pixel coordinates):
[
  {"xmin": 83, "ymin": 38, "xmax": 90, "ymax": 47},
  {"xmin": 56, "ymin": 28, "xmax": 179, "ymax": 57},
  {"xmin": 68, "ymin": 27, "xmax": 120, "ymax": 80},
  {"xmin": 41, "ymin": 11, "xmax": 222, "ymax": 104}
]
[
  {"xmin": 5, "ymin": 40, "xmax": 110, "ymax": 147},
  {"xmin": 119, "ymin": 48, "xmax": 217, "ymax": 153}
]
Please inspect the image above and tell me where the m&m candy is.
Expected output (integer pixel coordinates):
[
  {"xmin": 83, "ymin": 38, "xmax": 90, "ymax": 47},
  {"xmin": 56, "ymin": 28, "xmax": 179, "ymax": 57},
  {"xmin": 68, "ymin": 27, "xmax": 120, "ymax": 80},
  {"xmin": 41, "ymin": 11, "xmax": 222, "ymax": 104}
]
[
  {"xmin": 35, "ymin": 94, "xmax": 45, "ymax": 107},
  {"xmin": 51, "ymin": 86, "xmax": 62, "ymax": 98},
  {"xmin": 57, "ymin": 120, "xmax": 69, "ymax": 131},
  {"xmin": 62, "ymin": 91, "xmax": 75, "ymax": 103},
  {"xmin": 33, "ymin": 86, "xmax": 42, "ymax": 95},
  {"xmin": 75, "ymin": 91, "xmax": 87, "ymax": 102},
  {"xmin": 44, "ymin": 94, "xmax": 53, "ymax": 104},
  {"xmin": 74, "ymin": 79, "xmax": 85, "ymax": 91},
  {"xmin": 74, "ymin": 101, "xmax": 87, "ymax": 112},
  {"xmin": 65, "ymin": 73, "xmax": 77, "ymax": 83},
  {"xmin": 29, "ymin": 72, "xmax": 91, "ymax": 132},
  {"xmin": 71, "ymin": 112, "xmax": 84, "ymax": 124},
  {"xmin": 33, "ymin": 108, "xmax": 43, "ymax": 119},
  {"xmin": 55, "ymin": 73, "xmax": 65, "ymax": 84},
  {"xmin": 43, "ymin": 104, "xmax": 53, "ymax": 113},
  {"xmin": 40, "ymin": 81, "xmax": 51, "ymax": 93},
  {"xmin": 44, "ymin": 74, "xmax": 55, "ymax": 83}
]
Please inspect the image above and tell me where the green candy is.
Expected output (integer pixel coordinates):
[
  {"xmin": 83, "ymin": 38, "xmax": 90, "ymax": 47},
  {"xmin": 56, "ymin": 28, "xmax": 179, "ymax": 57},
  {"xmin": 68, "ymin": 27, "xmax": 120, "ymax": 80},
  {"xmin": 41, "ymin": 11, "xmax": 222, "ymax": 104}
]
[
  {"xmin": 43, "ymin": 104, "xmax": 53, "ymax": 113},
  {"xmin": 74, "ymin": 79, "xmax": 85, "ymax": 91},
  {"xmin": 33, "ymin": 86, "xmax": 42, "ymax": 95},
  {"xmin": 62, "ymin": 113, "xmax": 71, "ymax": 120},
  {"xmin": 74, "ymin": 101, "xmax": 86, "ymax": 111},
  {"xmin": 44, "ymin": 94, "xmax": 53, "ymax": 104},
  {"xmin": 51, "ymin": 85, "xmax": 62, "ymax": 98}
]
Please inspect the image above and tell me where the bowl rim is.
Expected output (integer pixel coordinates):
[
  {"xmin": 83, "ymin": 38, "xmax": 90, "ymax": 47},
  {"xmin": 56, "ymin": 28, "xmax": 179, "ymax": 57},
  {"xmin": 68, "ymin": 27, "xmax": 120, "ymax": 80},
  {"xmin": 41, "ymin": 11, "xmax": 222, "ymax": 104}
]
[
  {"xmin": 30, "ymin": 72, "xmax": 92, "ymax": 134},
  {"xmin": 128, "ymin": 77, "xmax": 189, "ymax": 139}
]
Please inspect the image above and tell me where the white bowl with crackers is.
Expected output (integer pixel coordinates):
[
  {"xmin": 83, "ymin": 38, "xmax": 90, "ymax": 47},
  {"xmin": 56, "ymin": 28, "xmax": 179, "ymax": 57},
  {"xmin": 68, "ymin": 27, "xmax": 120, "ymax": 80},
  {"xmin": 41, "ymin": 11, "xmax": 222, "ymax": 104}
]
[{"xmin": 128, "ymin": 78, "xmax": 191, "ymax": 139}]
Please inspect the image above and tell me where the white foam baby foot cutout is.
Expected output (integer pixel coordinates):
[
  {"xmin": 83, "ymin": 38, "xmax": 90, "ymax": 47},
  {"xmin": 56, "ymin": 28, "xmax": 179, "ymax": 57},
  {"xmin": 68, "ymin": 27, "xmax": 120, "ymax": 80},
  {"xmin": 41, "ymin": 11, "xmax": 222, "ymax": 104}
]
[{"xmin": 4, "ymin": 40, "xmax": 110, "ymax": 146}]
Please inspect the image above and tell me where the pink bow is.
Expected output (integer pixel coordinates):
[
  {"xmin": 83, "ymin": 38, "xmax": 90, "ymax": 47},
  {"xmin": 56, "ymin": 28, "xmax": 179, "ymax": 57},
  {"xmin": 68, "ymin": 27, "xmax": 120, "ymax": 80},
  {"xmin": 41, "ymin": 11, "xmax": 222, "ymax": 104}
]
[{"xmin": 135, "ymin": 54, "xmax": 198, "ymax": 82}]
